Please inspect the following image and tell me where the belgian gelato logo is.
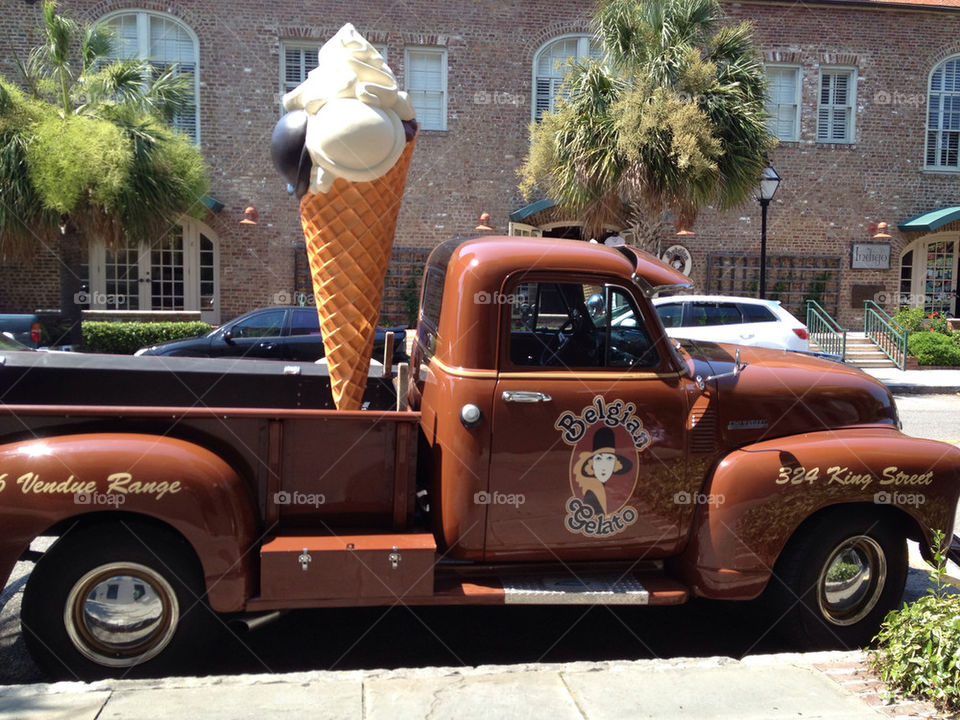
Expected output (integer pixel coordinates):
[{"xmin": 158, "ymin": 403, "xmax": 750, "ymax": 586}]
[{"xmin": 555, "ymin": 396, "xmax": 651, "ymax": 538}]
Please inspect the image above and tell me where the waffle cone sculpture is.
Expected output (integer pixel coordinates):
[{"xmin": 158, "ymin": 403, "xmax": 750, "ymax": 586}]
[{"xmin": 299, "ymin": 138, "xmax": 416, "ymax": 410}]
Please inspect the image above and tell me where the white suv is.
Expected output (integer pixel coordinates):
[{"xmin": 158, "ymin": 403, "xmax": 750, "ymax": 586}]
[{"xmin": 651, "ymin": 295, "xmax": 810, "ymax": 352}]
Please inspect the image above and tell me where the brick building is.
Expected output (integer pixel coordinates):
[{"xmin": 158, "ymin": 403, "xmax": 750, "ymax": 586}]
[{"xmin": 1, "ymin": 0, "xmax": 959, "ymax": 329}]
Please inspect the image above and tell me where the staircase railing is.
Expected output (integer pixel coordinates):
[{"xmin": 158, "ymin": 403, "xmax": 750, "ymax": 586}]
[
  {"xmin": 806, "ymin": 300, "xmax": 847, "ymax": 360},
  {"xmin": 863, "ymin": 300, "xmax": 909, "ymax": 371}
]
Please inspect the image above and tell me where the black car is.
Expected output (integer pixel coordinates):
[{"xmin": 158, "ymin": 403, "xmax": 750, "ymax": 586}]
[{"xmin": 136, "ymin": 306, "xmax": 408, "ymax": 364}]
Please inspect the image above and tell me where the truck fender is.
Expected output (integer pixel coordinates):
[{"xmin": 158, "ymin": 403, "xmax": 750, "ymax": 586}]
[
  {"xmin": 0, "ymin": 433, "xmax": 258, "ymax": 612},
  {"xmin": 674, "ymin": 427, "xmax": 960, "ymax": 600}
]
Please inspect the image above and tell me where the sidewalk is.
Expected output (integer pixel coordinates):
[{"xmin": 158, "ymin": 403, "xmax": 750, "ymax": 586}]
[
  {"xmin": 862, "ymin": 367, "xmax": 960, "ymax": 394},
  {"xmin": 0, "ymin": 651, "xmax": 943, "ymax": 720}
]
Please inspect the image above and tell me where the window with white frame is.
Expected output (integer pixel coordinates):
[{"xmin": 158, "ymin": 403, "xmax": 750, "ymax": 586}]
[
  {"xmin": 86, "ymin": 219, "xmax": 220, "ymax": 323},
  {"xmin": 817, "ymin": 68, "xmax": 856, "ymax": 143},
  {"xmin": 765, "ymin": 65, "xmax": 801, "ymax": 141},
  {"xmin": 405, "ymin": 47, "xmax": 447, "ymax": 130},
  {"xmin": 282, "ymin": 41, "xmax": 387, "ymax": 97},
  {"xmin": 99, "ymin": 11, "xmax": 200, "ymax": 141},
  {"xmin": 532, "ymin": 34, "xmax": 600, "ymax": 122},
  {"xmin": 926, "ymin": 56, "xmax": 960, "ymax": 169}
]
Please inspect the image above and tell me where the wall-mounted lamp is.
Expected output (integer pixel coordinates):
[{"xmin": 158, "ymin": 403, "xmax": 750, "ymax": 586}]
[
  {"xmin": 239, "ymin": 206, "xmax": 258, "ymax": 225},
  {"xmin": 870, "ymin": 221, "xmax": 892, "ymax": 240},
  {"xmin": 475, "ymin": 212, "xmax": 492, "ymax": 231}
]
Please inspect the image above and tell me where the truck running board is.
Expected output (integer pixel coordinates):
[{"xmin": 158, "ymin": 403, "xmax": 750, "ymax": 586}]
[{"xmin": 500, "ymin": 574, "xmax": 651, "ymax": 605}]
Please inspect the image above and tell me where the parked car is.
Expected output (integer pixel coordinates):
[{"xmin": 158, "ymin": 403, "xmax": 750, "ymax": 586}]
[
  {"xmin": 650, "ymin": 295, "xmax": 810, "ymax": 351},
  {"xmin": 136, "ymin": 306, "xmax": 408, "ymax": 364},
  {"xmin": 0, "ymin": 313, "xmax": 42, "ymax": 348}
]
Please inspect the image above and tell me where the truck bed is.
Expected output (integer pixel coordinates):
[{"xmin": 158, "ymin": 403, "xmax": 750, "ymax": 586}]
[
  {"xmin": 0, "ymin": 350, "xmax": 398, "ymax": 409},
  {"xmin": 0, "ymin": 351, "xmax": 416, "ymax": 531}
]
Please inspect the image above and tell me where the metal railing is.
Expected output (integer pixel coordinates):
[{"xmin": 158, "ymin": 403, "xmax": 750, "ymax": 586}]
[
  {"xmin": 806, "ymin": 300, "xmax": 847, "ymax": 360},
  {"xmin": 863, "ymin": 300, "xmax": 909, "ymax": 371}
]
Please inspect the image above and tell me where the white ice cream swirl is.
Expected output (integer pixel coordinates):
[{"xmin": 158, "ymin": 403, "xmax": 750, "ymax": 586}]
[{"xmin": 282, "ymin": 24, "xmax": 416, "ymax": 193}]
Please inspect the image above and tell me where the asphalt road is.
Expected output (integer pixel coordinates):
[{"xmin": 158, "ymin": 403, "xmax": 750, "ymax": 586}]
[{"xmin": 0, "ymin": 394, "xmax": 957, "ymax": 684}]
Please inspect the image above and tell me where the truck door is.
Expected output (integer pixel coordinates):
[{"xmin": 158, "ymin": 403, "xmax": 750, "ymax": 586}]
[{"xmin": 485, "ymin": 276, "xmax": 694, "ymax": 561}]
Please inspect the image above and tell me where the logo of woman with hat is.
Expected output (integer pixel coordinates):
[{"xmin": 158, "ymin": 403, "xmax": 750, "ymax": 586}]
[{"xmin": 571, "ymin": 425, "xmax": 638, "ymax": 517}]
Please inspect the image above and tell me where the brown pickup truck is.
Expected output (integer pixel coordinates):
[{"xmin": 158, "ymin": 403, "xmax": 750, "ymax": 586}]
[{"xmin": 1, "ymin": 236, "xmax": 958, "ymax": 679}]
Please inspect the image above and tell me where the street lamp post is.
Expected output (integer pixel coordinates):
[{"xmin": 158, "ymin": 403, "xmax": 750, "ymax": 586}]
[{"xmin": 755, "ymin": 165, "xmax": 781, "ymax": 299}]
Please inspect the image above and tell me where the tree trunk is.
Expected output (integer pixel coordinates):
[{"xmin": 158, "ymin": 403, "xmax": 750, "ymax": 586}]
[{"xmin": 57, "ymin": 224, "xmax": 84, "ymax": 348}]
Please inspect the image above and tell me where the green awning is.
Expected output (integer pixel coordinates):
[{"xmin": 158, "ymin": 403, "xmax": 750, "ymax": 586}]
[
  {"xmin": 201, "ymin": 195, "xmax": 225, "ymax": 213},
  {"xmin": 898, "ymin": 206, "xmax": 960, "ymax": 232},
  {"xmin": 509, "ymin": 198, "xmax": 556, "ymax": 222}
]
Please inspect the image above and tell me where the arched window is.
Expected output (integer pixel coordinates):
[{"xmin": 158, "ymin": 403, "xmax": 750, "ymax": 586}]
[
  {"xmin": 898, "ymin": 235, "xmax": 958, "ymax": 315},
  {"xmin": 926, "ymin": 56, "xmax": 960, "ymax": 170},
  {"xmin": 98, "ymin": 11, "xmax": 200, "ymax": 141},
  {"xmin": 532, "ymin": 34, "xmax": 599, "ymax": 122}
]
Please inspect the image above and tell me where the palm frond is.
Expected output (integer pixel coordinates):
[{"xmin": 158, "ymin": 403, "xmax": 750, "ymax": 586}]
[
  {"xmin": 81, "ymin": 23, "xmax": 114, "ymax": 75},
  {"xmin": 520, "ymin": 0, "xmax": 777, "ymax": 241}
]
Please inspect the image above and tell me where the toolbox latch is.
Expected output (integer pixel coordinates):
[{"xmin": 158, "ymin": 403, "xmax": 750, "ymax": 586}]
[
  {"xmin": 388, "ymin": 546, "xmax": 401, "ymax": 570},
  {"xmin": 298, "ymin": 547, "xmax": 312, "ymax": 571}
]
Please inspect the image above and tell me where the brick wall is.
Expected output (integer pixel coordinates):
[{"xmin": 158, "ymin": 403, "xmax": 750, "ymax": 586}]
[{"xmin": 1, "ymin": 1, "xmax": 958, "ymax": 329}]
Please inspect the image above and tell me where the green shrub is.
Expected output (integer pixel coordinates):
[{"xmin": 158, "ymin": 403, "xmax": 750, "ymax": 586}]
[
  {"xmin": 871, "ymin": 530, "xmax": 960, "ymax": 713},
  {"xmin": 893, "ymin": 307, "xmax": 950, "ymax": 334},
  {"xmin": 907, "ymin": 331, "xmax": 960, "ymax": 366},
  {"xmin": 82, "ymin": 321, "xmax": 210, "ymax": 354}
]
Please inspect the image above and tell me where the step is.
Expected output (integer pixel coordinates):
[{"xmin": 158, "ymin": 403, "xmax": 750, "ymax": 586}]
[{"xmin": 433, "ymin": 571, "xmax": 689, "ymax": 606}]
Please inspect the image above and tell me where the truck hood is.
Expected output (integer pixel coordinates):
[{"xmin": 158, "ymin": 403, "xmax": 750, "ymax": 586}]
[{"xmin": 677, "ymin": 339, "xmax": 898, "ymax": 446}]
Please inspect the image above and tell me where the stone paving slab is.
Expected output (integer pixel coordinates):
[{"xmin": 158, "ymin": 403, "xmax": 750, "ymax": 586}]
[
  {"xmin": 100, "ymin": 676, "xmax": 361, "ymax": 720},
  {"xmin": 0, "ymin": 686, "xmax": 110, "ymax": 720},
  {"xmin": 365, "ymin": 671, "xmax": 583, "ymax": 720},
  {"xmin": 562, "ymin": 662, "xmax": 882, "ymax": 719}
]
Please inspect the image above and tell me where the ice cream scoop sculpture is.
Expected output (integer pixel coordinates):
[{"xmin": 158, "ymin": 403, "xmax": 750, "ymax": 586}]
[{"xmin": 272, "ymin": 24, "xmax": 417, "ymax": 410}]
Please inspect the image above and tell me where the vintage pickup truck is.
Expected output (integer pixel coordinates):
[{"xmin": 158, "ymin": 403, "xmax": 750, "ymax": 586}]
[{"xmin": 1, "ymin": 236, "xmax": 958, "ymax": 679}]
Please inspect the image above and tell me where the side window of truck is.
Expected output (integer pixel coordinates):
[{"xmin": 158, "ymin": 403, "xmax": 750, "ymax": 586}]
[{"xmin": 507, "ymin": 281, "xmax": 656, "ymax": 369}]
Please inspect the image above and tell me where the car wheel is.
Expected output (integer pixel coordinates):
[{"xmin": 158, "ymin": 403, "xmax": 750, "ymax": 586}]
[
  {"xmin": 767, "ymin": 508, "xmax": 907, "ymax": 649},
  {"xmin": 21, "ymin": 522, "xmax": 213, "ymax": 679}
]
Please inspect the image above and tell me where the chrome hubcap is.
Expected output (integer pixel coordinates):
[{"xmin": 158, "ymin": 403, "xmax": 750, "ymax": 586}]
[
  {"xmin": 817, "ymin": 535, "xmax": 886, "ymax": 626},
  {"xmin": 64, "ymin": 562, "xmax": 179, "ymax": 667}
]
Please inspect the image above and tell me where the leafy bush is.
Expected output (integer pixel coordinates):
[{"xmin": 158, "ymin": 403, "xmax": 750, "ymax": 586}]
[
  {"xmin": 893, "ymin": 307, "xmax": 949, "ymax": 334},
  {"xmin": 871, "ymin": 530, "xmax": 960, "ymax": 713},
  {"xmin": 83, "ymin": 321, "xmax": 210, "ymax": 354},
  {"xmin": 907, "ymin": 331, "xmax": 960, "ymax": 366}
]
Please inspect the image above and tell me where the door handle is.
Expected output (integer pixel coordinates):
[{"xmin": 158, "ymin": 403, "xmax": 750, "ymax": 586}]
[
  {"xmin": 258, "ymin": 342, "xmax": 276, "ymax": 350},
  {"xmin": 502, "ymin": 391, "xmax": 552, "ymax": 403}
]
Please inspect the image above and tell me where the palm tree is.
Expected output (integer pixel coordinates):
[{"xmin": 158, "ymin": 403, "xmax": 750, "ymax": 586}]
[
  {"xmin": 519, "ymin": 0, "xmax": 776, "ymax": 247},
  {"xmin": 0, "ymin": 1, "xmax": 208, "ymax": 345}
]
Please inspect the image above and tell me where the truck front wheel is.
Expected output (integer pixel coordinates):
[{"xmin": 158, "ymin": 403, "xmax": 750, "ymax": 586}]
[
  {"xmin": 769, "ymin": 510, "xmax": 907, "ymax": 649},
  {"xmin": 21, "ymin": 522, "xmax": 212, "ymax": 679}
]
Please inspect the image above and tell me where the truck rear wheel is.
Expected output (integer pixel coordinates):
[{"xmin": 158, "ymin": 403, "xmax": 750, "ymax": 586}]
[
  {"xmin": 769, "ymin": 510, "xmax": 907, "ymax": 649},
  {"xmin": 21, "ymin": 522, "xmax": 212, "ymax": 679}
]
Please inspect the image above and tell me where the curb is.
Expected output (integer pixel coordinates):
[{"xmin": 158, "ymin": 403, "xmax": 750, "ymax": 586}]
[{"xmin": 881, "ymin": 384, "xmax": 960, "ymax": 395}]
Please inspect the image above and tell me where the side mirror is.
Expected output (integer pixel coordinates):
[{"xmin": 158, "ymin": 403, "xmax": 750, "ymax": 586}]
[
  {"xmin": 222, "ymin": 328, "xmax": 234, "ymax": 344},
  {"xmin": 586, "ymin": 293, "xmax": 605, "ymax": 319}
]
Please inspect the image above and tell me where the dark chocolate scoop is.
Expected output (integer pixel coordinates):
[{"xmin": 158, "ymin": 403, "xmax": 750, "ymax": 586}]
[{"xmin": 271, "ymin": 110, "xmax": 308, "ymax": 188}]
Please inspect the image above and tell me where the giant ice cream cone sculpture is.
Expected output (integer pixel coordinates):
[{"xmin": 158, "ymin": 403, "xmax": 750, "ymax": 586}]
[{"xmin": 271, "ymin": 24, "xmax": 417, "ymax": 410}]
